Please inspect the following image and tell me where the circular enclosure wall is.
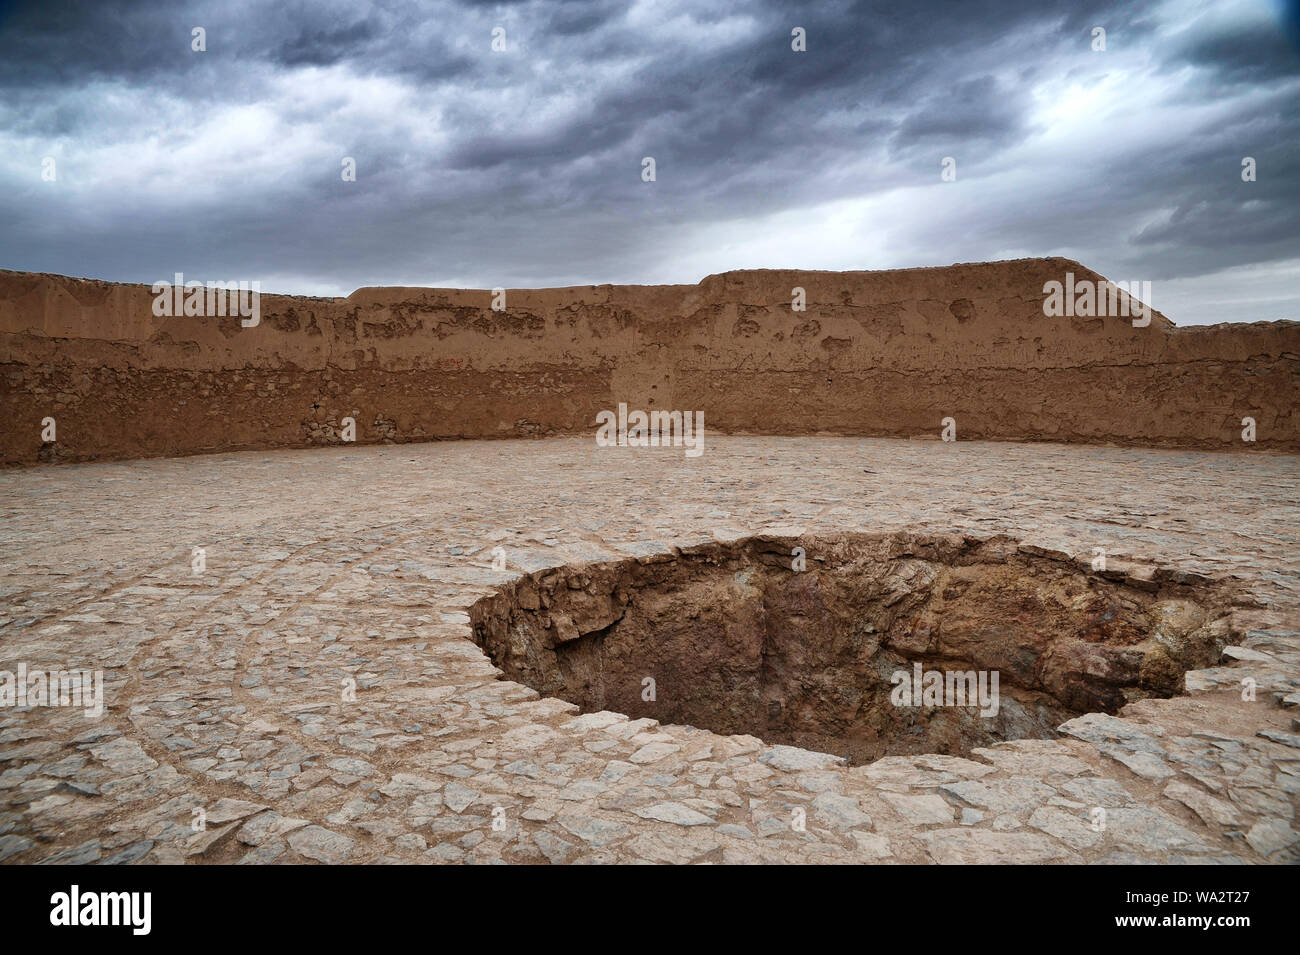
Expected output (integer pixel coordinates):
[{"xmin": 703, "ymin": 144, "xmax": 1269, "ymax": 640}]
[{"xmin": 469, "ymin": 533, "xmax": 1236, "ymax": 765}]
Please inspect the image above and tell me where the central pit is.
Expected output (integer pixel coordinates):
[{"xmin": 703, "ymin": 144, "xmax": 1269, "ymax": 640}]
[{"xmin": 470, "ymin": 533, "xmax": 1235, "ymax": 765}]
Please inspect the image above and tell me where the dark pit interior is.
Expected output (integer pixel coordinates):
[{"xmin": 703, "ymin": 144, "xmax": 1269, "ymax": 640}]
[{"xmin": 469, "ymin": 532, "xmax": 1236, "ymax": 765}]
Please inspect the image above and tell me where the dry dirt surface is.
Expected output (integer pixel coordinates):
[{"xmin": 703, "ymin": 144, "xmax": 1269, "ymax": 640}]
[{"xmin": 1, "ymin": 436, "xmax": 1297, "ymax": 864}]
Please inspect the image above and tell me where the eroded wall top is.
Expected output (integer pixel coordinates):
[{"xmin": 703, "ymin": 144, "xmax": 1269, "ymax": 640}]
[{"xmin": 2, "ymin": 257, "xmax": 1296, "ymax": 463}]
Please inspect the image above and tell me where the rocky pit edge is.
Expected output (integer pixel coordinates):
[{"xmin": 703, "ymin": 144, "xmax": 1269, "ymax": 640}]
[{"xmin": 469, "ymin": 532, "xmax": 1247, "ymax": 765}]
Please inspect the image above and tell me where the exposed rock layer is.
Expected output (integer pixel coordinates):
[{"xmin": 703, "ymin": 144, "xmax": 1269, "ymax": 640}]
[
  {"xmin": 3, "ymin": 257, "xmax": 1297, "ymax": 465},
  {"xmin": 470, "ymin": 532, "xmax": 1238, "ymax": 765}
]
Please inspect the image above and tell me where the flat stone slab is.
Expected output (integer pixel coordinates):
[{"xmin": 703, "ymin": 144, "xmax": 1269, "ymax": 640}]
[
  {"xmin": 919, "ymin": 829, "xmax": 1079, "ymax": 864},
  {"xmin": 0, "ymin": 436, "xmax": 1296, "ymax": 864},
  {"xmin": 287, "ymin": 826, "xmax": 356, "ymax": 864}
]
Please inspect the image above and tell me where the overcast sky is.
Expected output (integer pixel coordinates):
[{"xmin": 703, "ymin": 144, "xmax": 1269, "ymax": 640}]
[{"xmin": 1, "ymin": 0, "xmax": 1297, "ymax": 324}]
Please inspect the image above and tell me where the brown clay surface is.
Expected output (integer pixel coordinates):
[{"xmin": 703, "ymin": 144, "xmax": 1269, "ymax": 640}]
[{"xmin": 3, "ymin": 257, "xmax": 1297, "ymax": 465}]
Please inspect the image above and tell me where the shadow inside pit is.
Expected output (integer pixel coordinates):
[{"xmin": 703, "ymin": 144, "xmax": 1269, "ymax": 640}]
[{"xmin": 469, "ymin": 532, "xmax": 1237, "ymax": 766}]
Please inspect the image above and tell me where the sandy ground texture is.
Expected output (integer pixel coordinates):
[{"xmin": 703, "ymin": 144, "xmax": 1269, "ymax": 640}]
[{"xmin": 1, "ymin": 436, "xmax": 1297, "ymax": 864}]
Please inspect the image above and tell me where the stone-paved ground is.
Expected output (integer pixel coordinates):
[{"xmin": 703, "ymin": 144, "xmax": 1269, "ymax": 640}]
[{"xmin": 0, "ymin": 437, "xmax": 1297, "ymax": 865}]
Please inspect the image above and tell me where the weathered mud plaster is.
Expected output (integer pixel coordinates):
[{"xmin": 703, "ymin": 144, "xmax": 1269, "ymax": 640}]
[{"xmin": 3, "ymin": 257, "xmax": 1297, "ymax": 465}]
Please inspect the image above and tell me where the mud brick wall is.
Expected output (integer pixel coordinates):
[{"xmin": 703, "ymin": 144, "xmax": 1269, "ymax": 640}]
[{"xmin": 2, "ymin": 256, "xmax": 1296, "ymax": 465}]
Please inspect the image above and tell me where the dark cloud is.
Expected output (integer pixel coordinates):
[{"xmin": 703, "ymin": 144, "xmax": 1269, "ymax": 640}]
[
  {"xmin": 0, "ymin": 0, "xmax": 1296, "ymax": 322},
  {"xmin": 274, "ymin": 17, "xmax": 382, "ymax": 67},
  {"xmin": 1165, "ymin": 9, "xmax": 1300, "ymax": 84}
]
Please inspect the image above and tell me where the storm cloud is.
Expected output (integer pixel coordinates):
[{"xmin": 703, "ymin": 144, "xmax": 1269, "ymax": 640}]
[{"xmin": 1, "ymin": 0, "xmax": 1297, "ymax": 323}]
